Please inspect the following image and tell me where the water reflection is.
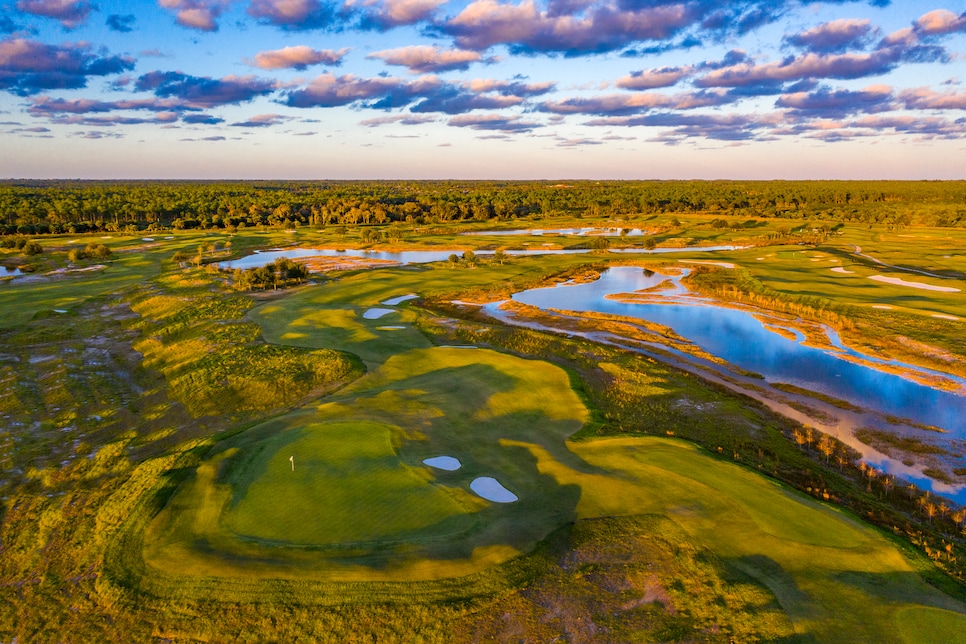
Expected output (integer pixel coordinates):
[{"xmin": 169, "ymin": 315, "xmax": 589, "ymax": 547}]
[
  {"xmin": 508, "ymin": 266, "xmax": 966, "ymax": 438},
  {"xmin": 219, "ymin": 246, "xmax": 744, "ymax": 270}
]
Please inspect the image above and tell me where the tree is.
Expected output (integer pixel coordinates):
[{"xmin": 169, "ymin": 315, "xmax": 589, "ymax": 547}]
[
  {"xmin": 448, "ymin": 253, "xmax": 459, "ymax": 267},
  {"xmin": 22, "ymin": 241, "xmax": 42, "ymax": 255},
  {"xmin": 643, "ymin": 237, "xmax": 657, "ymax": 251},
  {"xmin": 493, "ymin": 249, "xmax": 507, "ymax": 265},
  {"xmin": 172, "ymin": 251, "xmax": 188, "ymax": 268},
  {"xmin": 591, "ymin": 237, "xmax": 609, "ymax": 252},
  {"xmin": 462, "ymin": 250, "xmax": 477, "ymax": 266},
  {"xmin": 817, "ymin": 434, "xmax": 835, "ymax": 464}
]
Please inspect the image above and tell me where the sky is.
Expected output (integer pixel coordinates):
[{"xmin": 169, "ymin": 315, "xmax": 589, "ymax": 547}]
[{"xmin": 0, "ymin": 0, "xmax": 965, "ymax": 179}]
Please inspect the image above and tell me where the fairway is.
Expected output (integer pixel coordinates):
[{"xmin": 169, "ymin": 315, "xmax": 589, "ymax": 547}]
[{"xmin": 144, "ymin": 346, "xmax": 592, "ymax": 579}]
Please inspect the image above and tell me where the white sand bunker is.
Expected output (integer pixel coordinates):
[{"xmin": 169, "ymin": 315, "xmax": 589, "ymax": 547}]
[
  {"xmin": 382, "ymin": 294, "xmax": 417, "ymax": 305},
  {"xmin": 363, "ymin": 307, "xmax": 396, "ymax": 319},
  {"xmin": 932, "ymin": 314, "xmax": 959, "ymax": 321},
  {"xmin": 681, "ymin": 260, "xmax": 735, "ymax": 269},
  {"xmin": 377, "ymin": 325, "xmax": 406, "ymax": 330},
  {"xmin": 471, "ymin": 477, "xmax": 518, "ymax": 503},
  {"xmin": 869, "ymin": 275, "xmax": 960, "ymax": 293},
  {"xmin": 830, "ymin": 267, "xmax": 855, "ymax": 274},
  {"xmin": 423, "ymin": 456, "xmax": 461, "ymax": 471},
  {"xmin": 872, "ymin": 304, "xmax": 893, "ymax": 310}
]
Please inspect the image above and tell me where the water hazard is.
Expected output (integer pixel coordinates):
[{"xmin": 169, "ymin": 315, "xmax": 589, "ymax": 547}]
[
  {"xmin": 503, "ymin": 267, "xmax": 966, "ymax": 438},
  {"xmin": 219, "ymin": 246, "xmax": 745, "ymax": 270}
]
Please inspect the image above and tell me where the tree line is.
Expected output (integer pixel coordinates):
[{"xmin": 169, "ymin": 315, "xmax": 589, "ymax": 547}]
[{"xmin": 1, "ymin": 180, "xmax": 964, "ymax": 235}]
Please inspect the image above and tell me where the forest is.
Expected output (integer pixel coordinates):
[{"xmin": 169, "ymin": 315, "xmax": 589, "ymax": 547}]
[{"xmin": 1, "ymin": 180, "xmax": 965, "ymax": 235}]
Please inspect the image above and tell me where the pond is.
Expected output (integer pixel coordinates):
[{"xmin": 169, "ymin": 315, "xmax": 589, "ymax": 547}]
[
  {"xmin": 500, "ymin": 266, "xmax": 966, "ymax": 438},
  {"xmin": 219, "ymin": 246, "xmax": 746, "ymax": 270},
  {"xmin": 464, "ymin": 227, "xmax": 647, "ymax": 236}
]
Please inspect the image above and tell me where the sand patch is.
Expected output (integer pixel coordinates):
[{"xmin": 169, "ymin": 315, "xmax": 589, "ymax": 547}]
[
  {"xmin": 872, "ymin": 304, "xmax": 893, "ymax": 310},
  {"xmin": 376, "ymin": 326, "xmax": 406, "ymax": 330},
  {"xmin": 471, "ymin": 477, "xmax": 518, "ymax": 503},
  {"xmin": 363, "ymin": 308, "xmax": 396, "ymax": 320},
  {"xmin": 382, "ymin": 294, "xmax": 417, "ymax": 306},
  {"xmin": 680, "ymin": 260, "xmax": 735, "ymax": 269},
  {"xmin": 869, "ymin": 275, "xmax": 960, "ymax": 293},
  {"xmin": 932, "ymin": 314, "xmax": 959, "ymax": 321},
  {"xmin": 423, "ymin": 456, "xmax": 461, "ymax": 471},
  {"xmin": 830, "ymin": 267, "xmax": 854, "ymax": 274}
]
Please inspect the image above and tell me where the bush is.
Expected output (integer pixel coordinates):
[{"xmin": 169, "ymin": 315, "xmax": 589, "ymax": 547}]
[{"xmin": 22, "ymin": 241, "xmax": 43, "ymax": 255}]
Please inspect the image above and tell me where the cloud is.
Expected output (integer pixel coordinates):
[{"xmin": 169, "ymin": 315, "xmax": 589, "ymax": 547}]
[
  {"xmin": 106, "ymin": 14, "xmax": 136, "ymax": 33},
  {"xmin": 539, "ymin": 89, "xmax": 731, "ymax": 116},
  {"xmin": 357, "ymin": 0, "xmax": 447, "ymax": 30},
  {"xmin": 230, "ymin": 113, "xmax": 290, "ymax": 127},
  {"xmin": 158, "ymin": 0, "xmax": 232, "ymax": 32},
  {"xmin": 410, "ymin": 89, "xmax": 522, "ymax": 113},
  {"xmin": 695, "ymin": 48, "xmax": 909, "ymax": 89},
  {"xmin": 360, "ymin": 114, "xmax": 437, "ymax": 126},
  {"xmin": 899, "ymin": 87, "xmax": 966, "ymax": 110},
  {"xmin": 586, "ymin": 111, "xmax": 779, "ymax": 142},
  {"xmin": 135, "ymin": 71, "xmax": 278, "ymax": 107},
  {"xmin": 777, "ymin": 84, "xmax": 894, "ymax": 117},
  {"xmin": 248, "ymin": 46, "xmax": 349, "ymax": 70},
  {"xmin": 556, "ymin": 137, "xmax": 601, "ymax": 146},
  {"xmin": 284, "ymin": 72, "xmax": 442, "ymax": 108},
  {"xmin": 247, "ymin": 0, "xmax": 334, "ymax": 30},
  {"xmin": 463, "ymin": 78, "xmax": 554, "ymax": 96},
  {"xmin": 447, "ymin": 113, "xmax": 541, "ymax": 132},
  {"xmin": 785, "ymin": 18, "xmax": 873, "ymax": 54},
  {"xmin": 914, "ymin": 9, "xmax": 966, "ymax": 36},
  {"xmin": 0, "ymin": 38, "xmax": 135, "ymax": 95},
  {"xmin": 0, "ymin": 15, "xmax": 22, "ymax": 34},
  {"xmin": 368, "ymin": 46, "xmax": 489, "ymax": 74},
  {"xmin": 181, "ymin": 113, "xmax": 224, "ymax": 124},
  {"xmin": 15, "ymin": 0, "xmax": 95, "ymax": 29},
  {"xmin": 616, "ymin": 65, "xmax": 692, "ymax": 90},
  {"xmin": 442, "ymin": 0, "xmax": 694, "ymax": 55}
]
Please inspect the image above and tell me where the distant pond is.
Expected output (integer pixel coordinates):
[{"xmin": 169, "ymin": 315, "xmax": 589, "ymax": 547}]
[{"xmin": 219, "ymin": 246, "xmax": 745, "ymax": 270}]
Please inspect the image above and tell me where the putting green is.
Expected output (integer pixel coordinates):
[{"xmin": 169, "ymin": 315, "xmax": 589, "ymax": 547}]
[{"xmin": 224, "ymin": 421, "xmax": 469, "ymax": 544}]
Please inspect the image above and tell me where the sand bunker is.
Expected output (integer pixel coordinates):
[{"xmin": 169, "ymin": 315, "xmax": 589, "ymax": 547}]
[
  {"xmin": 869, "ymin": 275, "xmax": 960, "ymax": 293},
  {"xmin": 830, "ymin": 267, "xmax": 855, "ymax": 274},
  {"xmin": 377, "ymin": 325, "xmax": 406, "ymax": 330},
  {"xmin": 382, "ymin": 294, "xmax": 417, "ymax": 306},
  {"xmin": 423, "ymin": 456, "xmax": 461, "ymax": 471},
  {"xmin": 872, "ymin": 304, "xmax": 893, "ymax": 310},
  {"xmin": 680, "ymin": 260, "xmax": 736, "ymax": 269},
  {"xmin": 470, "ymin": 477, "xmax": 518, "ymax": 503},
  {"xmin": 363, "ymin": 308, "xmax": 396, "ymax": 319},
  {"xmin": 932, "ymin": 314, "xmax": 959, "ymax": 321}
]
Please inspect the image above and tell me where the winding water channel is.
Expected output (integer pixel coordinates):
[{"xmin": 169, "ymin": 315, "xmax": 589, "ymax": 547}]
[
  {"xmin": 487, "ymin": 266, "xmax": 966, "ymax": 501},
  {"xmin": 223, "ymin": 248, "xmax": 965, "ymax": 499}
]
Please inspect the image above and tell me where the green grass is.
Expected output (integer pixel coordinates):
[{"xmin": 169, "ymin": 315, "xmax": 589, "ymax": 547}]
[
  {"xmin": 224, "ymin": 421, "xmax": 467, "ymax": 544},
  {"xmin": 143, "ymin": 346, "xmax": 590, "ymax": 579}
]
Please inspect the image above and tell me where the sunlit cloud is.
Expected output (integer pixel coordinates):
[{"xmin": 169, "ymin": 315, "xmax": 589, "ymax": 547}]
[
  {"xmin": 784, "ymin": 18, "xmax": 874, "ymax": 54},
  {"xmin": 248, "ymin": 45, "xmax": 349, "ymax": 70},
  {"xmin": 447, "ymin": 113, "xmax": 541, "ymax": 132},
  {"xmin": 247, "ymin": 0, "xmax": 334, "ymax": 31},
  {"xmin": 159, "ymin": 0, "xmax": 233, "ymax": 32},
  {"xmin": 16, "ymin": 0, "xmax": 95, "ymax": 29},
  {"xmin": 368, "ymin": 46, "xmax": 489, "ymax": 74}
]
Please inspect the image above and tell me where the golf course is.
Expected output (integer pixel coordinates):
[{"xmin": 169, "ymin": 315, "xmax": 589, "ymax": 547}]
[{"xmin": 2, "ymin": 181, "xmax": 966, "ymax": 641}]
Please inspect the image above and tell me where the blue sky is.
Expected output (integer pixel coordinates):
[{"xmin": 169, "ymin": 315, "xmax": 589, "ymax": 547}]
[{"xmin": 1, "ymin": 0, "xmax": 965, "ymax": 178}]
